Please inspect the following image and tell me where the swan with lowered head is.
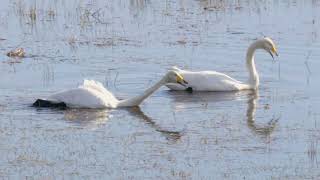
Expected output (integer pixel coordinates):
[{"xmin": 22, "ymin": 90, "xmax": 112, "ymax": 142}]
[
  {"xmin": 33, "ymin": 70, "xmax": 187, "ymax": 109},
  {"xmin": 166, "ymin": 37, "xmax": 278, "ymax": 91}
]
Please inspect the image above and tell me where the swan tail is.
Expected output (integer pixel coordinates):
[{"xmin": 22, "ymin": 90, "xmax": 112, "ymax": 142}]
[{"xmin": 33, "ymin": 99, "xmax": 67, "ymax": 109}]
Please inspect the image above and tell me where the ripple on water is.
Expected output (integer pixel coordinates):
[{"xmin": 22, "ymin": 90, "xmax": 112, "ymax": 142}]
[{"xmin": 0, "ymin": 0, "xmax": 320, "ymax": 179}]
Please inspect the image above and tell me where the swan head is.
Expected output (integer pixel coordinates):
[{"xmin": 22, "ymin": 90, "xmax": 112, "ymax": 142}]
[
  {"xmin": 166, "ymin": 70, "xmax": 188, "ymax": 86},
  {"xmin": 261, "ymin": 37, "xmax": 278, "ymax": 60}
]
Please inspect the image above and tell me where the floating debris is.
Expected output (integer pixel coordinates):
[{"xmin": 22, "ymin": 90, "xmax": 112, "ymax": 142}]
[
  {"xmin": 6, "ymin": 48, "xmax": 25, "ymax": 57},
  {"xmin": 203, "ymin": 5, "xmax": 224, "ymax": 11},
  {"xmin": 264, "ymin": 104, "xmax": 270, "ymax": 110},
  {"xmin": 177, "ymin": 40, "xmax": 187, "ymax": 45}
]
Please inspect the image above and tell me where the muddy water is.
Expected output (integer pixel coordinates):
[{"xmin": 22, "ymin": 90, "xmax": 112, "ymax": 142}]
[{"xmin": 0, "ymin": 0, "xmax": 320, "ymax": 179}]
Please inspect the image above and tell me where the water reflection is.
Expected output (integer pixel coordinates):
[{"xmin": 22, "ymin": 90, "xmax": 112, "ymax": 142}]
[
  {"xmin": 64, "ymin": 108, "xmax": 110, "ymax": 129},
  {"xmin": 246, "ymin": 91, "xmax": 279, "ymax": 138},
  {"xmin": 63, "ymin": 107, "xmax": 182, "ymax": 142},
  {"xmin": 128, "ymin": 107, "xmax": 182, "ymax": 142},
  {"xmin": 168, "ymin": 90, "xmax": 251, "ymax": 111},
  {"xmin": 169, "ymin": 90, "xmax": 279, "ymax": 137}
]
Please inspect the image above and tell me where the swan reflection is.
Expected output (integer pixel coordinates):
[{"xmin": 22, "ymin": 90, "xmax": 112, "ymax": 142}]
[
  {"xmin": 168, "ymin": 90, "xmax": 279, "ymax": 137},
  {"xmin": 63, "ymin": 107, "xmax": 182, "ymax": 141},
  {"xmin": 128, "ymin": 107, "xmax": 182, "ymax": 142},
  {"xmin": 64, "ymin": 108, "xmax": 111, "ymax": 129},
  {"xmin": 168, "ymin": 90, "xmax": 251, "ymax": 111},
  {"xmin": 246, "ymin": 91, "xmax": 279, "ymax": 137}
]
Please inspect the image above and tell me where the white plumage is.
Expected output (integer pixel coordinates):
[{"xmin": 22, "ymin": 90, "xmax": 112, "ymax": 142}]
[
  {"xmin": 48, "ymin": 80, "xmax": 118, "ymax": 108},
  {"xmin": 166, "ymin": 37, "xmax": 278, "ymax": 91},
  {"xmin": 166, "ymin": 67, "xmax": 249, "ymax": 91},
  {"xmin": 37, "ymin": 70, "xmax": 187, "ymax": 109}
]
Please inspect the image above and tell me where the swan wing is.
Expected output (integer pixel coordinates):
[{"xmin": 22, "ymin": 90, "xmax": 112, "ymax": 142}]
[
  {"xmin": 81, "ymin": 80, "xmax": 114, "ymax": 96},
  {"xmin": 167, "ymin": 69, "xmax": 246, "ymax": 91},
  {"xmin": 81, "ymin": 80, "xmax": 119, "ymax": 102},
  {"xmin": 48, "ymin": 86, "xmax": 118, "ymax": 108}
]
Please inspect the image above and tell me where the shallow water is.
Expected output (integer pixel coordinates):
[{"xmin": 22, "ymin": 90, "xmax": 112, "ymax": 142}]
[{"xmin": 1, "ymin": 0, "xmax": 320, "ymax": 179}]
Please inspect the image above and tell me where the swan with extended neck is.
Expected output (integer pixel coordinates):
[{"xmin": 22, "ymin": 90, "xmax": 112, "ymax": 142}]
[
  {"xmin": 33, "ymin": 70, "xmax": 187, "ymax": 109},
  {"xmin": 166, "ymin": 37, "xmax": 278, "ymax": 91}
]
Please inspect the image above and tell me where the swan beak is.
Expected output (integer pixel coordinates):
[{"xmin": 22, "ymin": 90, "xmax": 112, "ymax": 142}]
[
  {"xmin": 269, "ymin": 51, "xmax": 274, "ymax": 60},
  {"xmin": 270, "ymin": 46, "xmax": 278, "ymax": 60},
  {"xmin": 176, "ymin": 74, "xmax": 188, "ymax": 87}
]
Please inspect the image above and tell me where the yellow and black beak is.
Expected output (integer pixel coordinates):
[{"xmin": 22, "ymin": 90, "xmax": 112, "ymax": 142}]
[
  {"xmin": 269, "ymin": 46, "xmax": 278, "ymax": 60},
  {"xmin": 176, "ymin": 73, "xmax": 188, "ymax": 87}
]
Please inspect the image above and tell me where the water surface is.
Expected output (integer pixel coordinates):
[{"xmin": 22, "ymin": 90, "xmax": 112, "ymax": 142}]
[{"xmin": 0, "ymin": 0, "xmax": 320, "ymax": 179}]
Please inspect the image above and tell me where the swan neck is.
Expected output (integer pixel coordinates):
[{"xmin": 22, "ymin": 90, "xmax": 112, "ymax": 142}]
[
  {"xmin": 117, "ymin": 75, "xmax": 167, "ymax": 107},
  {"xmin": 246, "ymin": 41, "xmax": 261, "ymax": 89}
]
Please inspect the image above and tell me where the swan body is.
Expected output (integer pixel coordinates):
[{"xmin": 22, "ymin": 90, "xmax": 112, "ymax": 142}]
[
  {"xmin": 166, "ymin": 67, "xmax": 251, "ymax": 91},
  {"xmin": 48, "ymin": 80, "xmax": 119, "ymax": 108},
  {"xmin": 35, "ymin": 71, "xmax": 187, "ymax": 109},
  {"xmin": 166, "ymin": 37, "xmax": 278, "ymax": 91}
]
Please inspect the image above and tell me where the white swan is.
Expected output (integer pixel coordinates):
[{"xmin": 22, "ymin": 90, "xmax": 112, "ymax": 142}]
[
  {"xmin": 166, "ymin": 37, "xmax": 278, "ymax": 91},
  {"xmin": 33, "ymin": 70, "xmax": 187, "ymax": 109}
]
